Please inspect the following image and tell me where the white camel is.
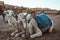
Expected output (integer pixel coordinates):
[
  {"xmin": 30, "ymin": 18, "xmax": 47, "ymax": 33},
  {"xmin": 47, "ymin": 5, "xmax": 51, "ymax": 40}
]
[
  {"xmin": 4, "ymin": 10, "xmax": 25, "ymax": 37},
  {"xmin": 25, "ymin": 13, "xmax": 54, "ymax": 38},
  {"xmin": 11, "ymin": 12, "xmax": 27, "ymax": 37},
  {"xmin": 4, "ymin": 10, "xmax": 17, "ymax": 27}
]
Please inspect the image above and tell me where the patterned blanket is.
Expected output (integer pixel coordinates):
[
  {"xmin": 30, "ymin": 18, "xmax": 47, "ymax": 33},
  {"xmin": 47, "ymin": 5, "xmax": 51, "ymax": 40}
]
[{"xmin": 34, "ymin": 13, "xmax": 52, "ymax": 28}]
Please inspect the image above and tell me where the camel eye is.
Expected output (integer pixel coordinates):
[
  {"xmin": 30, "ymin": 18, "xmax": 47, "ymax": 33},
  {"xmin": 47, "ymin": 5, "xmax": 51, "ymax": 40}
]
[
  {"xmin": 6, "ymin": 12, "xmax": 9, "ymax": 14},
  {"xmin": 11, "ymin": 12, "xmax": 13, "ymax": 13},
  {"xmin": 20, "ymin": 15, "xmax": 22, "ymax": 16}
]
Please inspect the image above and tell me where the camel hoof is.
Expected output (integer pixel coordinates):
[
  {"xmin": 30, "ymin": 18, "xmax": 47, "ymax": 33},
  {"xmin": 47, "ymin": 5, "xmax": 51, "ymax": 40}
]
[
  {"xmin": 21, "ymin": 34, "xmax": 25, "ymax": 37},
  {"xmin": 15, "ymin": 34, "xmax": 19, "ymax": 37},
  {"xmin": 11, "ymin": 33, "xmax": 15, "ymax": 37}
]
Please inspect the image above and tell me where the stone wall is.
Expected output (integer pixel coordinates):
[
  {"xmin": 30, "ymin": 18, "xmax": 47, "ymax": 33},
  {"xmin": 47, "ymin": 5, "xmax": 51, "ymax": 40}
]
[{"xmin": 0, "ymin": 1, "xmax": 59, "ymax": 15}]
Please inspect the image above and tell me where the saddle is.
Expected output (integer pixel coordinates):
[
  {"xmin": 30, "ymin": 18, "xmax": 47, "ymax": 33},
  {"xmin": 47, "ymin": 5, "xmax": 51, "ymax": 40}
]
[{"xmin": 34, "ymin": 13, "xmax": 52, "ymax": 32}]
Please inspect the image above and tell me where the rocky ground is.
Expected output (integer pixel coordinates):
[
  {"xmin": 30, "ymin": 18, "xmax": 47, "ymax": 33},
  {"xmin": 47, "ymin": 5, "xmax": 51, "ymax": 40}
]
[{"xmin": 0, "ymin": 15, "xmax": 60, "ymax": 40}]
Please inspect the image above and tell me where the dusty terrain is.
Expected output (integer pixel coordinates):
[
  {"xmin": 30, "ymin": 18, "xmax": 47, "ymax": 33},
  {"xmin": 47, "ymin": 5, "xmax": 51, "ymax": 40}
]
[{"xmin": 0, "ymin": 15, "xmax": 60, "ymax": 40}]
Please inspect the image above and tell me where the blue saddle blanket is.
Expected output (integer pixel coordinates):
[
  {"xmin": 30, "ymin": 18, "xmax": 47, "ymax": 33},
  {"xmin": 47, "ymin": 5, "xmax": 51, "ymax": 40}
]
[{"xmin": 34, "ymin": 13, "xmax": 52, "ymax": 28}]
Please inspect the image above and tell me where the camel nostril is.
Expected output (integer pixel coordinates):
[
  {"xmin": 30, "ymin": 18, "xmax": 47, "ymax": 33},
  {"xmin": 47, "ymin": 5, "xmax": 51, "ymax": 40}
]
[
  {"xmin": 5, "ymin": 21, "xmax": 8, "ymax": 23},
  {"xmin": 20, "ymin": 21, "xmax": 23, "ymax": 25}
]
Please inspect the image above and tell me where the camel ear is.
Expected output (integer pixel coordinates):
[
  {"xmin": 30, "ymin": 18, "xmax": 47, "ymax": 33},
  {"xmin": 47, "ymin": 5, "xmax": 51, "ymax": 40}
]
[
  {"xmin": 12, "ymin": 14, "xmax": 15, "ymax": 17},
  {"xmin": 4, "ymin": 11, "xmax": 7, "ymax": 14},
  {"xmin": 4, "ymin": 11, "xmax": 9, "ymax": 15}
]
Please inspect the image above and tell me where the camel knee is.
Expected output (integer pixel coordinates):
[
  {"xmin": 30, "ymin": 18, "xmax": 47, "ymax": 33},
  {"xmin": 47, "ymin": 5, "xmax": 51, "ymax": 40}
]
[
  {"xmin": 36, "ymin": 31, "xmax": 42, "ymax": 37},
  {"xmin": 30, "ymin": 31, "xmax": 42, "ymax": 38}
]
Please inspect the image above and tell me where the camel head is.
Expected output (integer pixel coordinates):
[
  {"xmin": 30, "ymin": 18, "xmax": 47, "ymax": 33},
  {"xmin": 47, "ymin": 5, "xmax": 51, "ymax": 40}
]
[{"xmin": 4, "ymin": 10, "xmax": 14, "ymax": 17}]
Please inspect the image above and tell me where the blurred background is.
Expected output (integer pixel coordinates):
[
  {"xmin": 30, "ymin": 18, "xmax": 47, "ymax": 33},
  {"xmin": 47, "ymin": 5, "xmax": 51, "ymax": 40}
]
[{"xmin": 0, "ymin": 0, "xmax": 60, "ymax": 40}]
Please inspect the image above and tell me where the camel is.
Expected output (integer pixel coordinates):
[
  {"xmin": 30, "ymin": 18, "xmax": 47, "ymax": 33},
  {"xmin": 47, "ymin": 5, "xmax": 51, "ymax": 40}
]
[
  {"xmin": 11, "ymin": 11, "xmax": 54, "ymax": 38},
  {"xmin": 4, "ymin": 10, "xmax": 54, "ymax": 38},
  {"xmin": 11, "ymin": 11, "xmax": 28, "ymax": 37},
  {"xmin": 4, "ymin": 10, "xmax": 25, "ymax": 37},
  {"xmin": 23, "ymin": 11, "xmax": 54, "ymax": 38}
]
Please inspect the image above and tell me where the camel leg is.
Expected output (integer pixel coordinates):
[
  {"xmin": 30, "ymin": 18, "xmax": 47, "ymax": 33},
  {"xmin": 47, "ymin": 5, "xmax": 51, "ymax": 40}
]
[
  {"xmin": 3, "ymin": 15, "xmax": 5, "ymax": 21},
  {"xmin": 29, "ymin": 18, "xmax": 42, "ymax": 38},
  {"xmin": 30, "ymin": 24, "xmax": 42, "ymax": 38},
  {"xmin": 11, "ymin": 30, "xmax": 18, "ymax": 36},
  {"xmin": 15, "ymin": 31, "xmax": 25, "ymax": 37},
  {"xmin": 49, "ymin": 21, "xmax": 54, "ymax": 32}
]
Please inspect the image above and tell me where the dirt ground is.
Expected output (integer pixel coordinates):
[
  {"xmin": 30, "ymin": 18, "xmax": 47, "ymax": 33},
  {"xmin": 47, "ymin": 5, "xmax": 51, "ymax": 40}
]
[{"xmin": 0, "ymin": 15, "xmax": 60, "ymax": 40}]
